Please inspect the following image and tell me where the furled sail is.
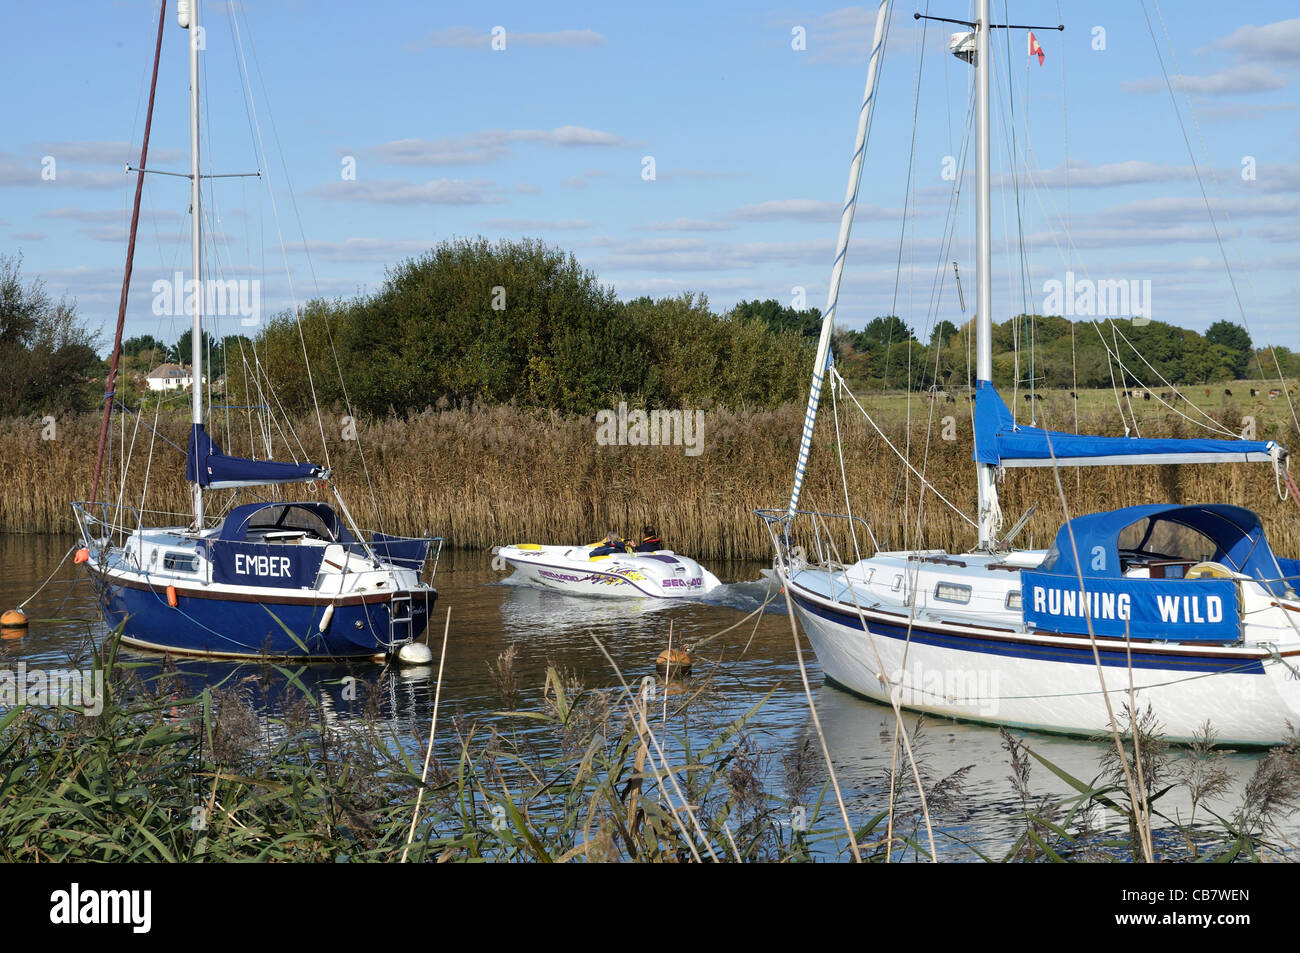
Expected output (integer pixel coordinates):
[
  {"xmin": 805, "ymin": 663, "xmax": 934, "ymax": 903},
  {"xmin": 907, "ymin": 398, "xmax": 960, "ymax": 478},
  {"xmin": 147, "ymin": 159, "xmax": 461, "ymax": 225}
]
[
  {"xmin": 973, "ymin": 380, "xmax": 1282, "ymax": 468},
  {"xmin": 185, "ymin": 423, "xmax": 326, "ymax": 489}
]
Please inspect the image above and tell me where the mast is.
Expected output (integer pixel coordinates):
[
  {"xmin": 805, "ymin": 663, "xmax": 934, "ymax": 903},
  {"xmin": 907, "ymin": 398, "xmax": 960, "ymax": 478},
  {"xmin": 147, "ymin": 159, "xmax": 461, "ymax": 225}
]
[
  {"xmin": 785, "ymin": 0, "xmax": 890, "ymax": 523},
  {"xmin": 181, "ymin": 0, "xmax": 204, "ymax": 529},
  {"xmin": 90, "ymin": 0, "xmax": 167, "ymax": 512},
  {"xmin": 973, "ymin": 0, "xmax": 1000, "ymax": 549}
]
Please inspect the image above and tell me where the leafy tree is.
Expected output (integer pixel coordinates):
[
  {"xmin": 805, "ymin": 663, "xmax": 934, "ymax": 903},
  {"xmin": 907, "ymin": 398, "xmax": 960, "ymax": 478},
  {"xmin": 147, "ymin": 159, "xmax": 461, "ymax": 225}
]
[
  {"xmin": 0, "ymin": 253, "xmax": 102, "ymax": 415},
  {"xmin": 1205, "ymin": 320, "xmax": 1251, "ymax": 379},
  {"xmin": 123, "ymin": 334, "xmax": 164, "ymax": 357},
  {"xmin": 929, "ymin": 319, "xmax": 958, "ymax": 348},
  {"xmin": 730, "ymin": 299, "xmax": 822, "ymax": 340},
  {"xmin": 850, "ymin": 315, "xmax": 914, "ymax": 353}
]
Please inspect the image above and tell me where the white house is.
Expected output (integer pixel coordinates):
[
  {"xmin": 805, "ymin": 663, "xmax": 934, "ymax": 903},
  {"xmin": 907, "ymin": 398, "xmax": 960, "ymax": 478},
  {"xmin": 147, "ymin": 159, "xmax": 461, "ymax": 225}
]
[{"xmin": 146, "ymin": 363, "xmax": 198, "ymax": 392}]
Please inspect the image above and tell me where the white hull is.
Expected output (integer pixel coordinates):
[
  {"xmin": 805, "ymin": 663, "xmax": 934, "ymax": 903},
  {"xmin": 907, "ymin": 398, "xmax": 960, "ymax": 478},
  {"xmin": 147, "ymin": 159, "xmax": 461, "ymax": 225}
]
[
  {"xmin": 496, "ymin": 544, "xmax": 722, "ymax": 599},
  {"xmin": 784, "ymin": 552, "xmax": 1300, "ymax": 746}
]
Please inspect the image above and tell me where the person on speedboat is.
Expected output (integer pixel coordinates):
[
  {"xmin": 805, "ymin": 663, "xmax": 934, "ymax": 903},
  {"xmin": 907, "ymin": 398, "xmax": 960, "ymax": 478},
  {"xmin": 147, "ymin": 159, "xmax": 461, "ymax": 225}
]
[
  {"xmin": 632, "ymin": 526, "xmax": 662, "ymax": 552},
  {"xmin": 590, "ymin": 532, "xmax": 629, "ymax": 557}
]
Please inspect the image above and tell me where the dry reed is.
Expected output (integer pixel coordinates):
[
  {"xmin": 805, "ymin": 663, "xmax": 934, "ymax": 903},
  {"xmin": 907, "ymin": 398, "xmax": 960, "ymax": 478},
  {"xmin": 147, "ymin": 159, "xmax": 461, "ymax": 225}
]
[{"xmin": 3, "ymin": 393, "xmax": 1298, "ymax": 561}]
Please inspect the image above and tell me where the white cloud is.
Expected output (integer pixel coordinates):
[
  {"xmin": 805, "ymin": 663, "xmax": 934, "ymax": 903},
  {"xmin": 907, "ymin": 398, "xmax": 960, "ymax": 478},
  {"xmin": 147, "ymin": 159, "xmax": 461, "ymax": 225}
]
[
  {"xmin": 362, "ymin": 127, "xmax": 628, "ymax": 167},
  {"xmin": 730, "ymin": 199, "xmax": 908, "ymax": 223},
  {"xmin": 292, "ymin": 238, "xmax": 436, "ymax": 262},
  {"xmin": 582, "ymin": 234, "xmax": 941, "ymax": 273},
  {"xmin": 1197, "ymin": 101, "xmax": 1298, "ymax": 122},
  {"xmin": 1251, "ymin": 222, "xmax": 1300, "ymax": 242},
  {"xmin": 315, "ymin": 178, "xmax": 504, "ymax": 205},
  {"xmin": 1123, "ymin": 64, "xmax": 1289, "ymax": 95},
  {"xmin": 407, "ymin": 27, "xmax": 606, "ymax": 51},
  {"xmin": 1208, "ymin": 18, "xmax": 1300, "ymax": 64},
  {"xmin": 732, "ymin": 199, "xmax": 839, "ymax": 222},
  {"xmin": 1029, "ymin": 224, "xmax": 1235, "ymax": 250},
  {"xmin": 1095, "ymin": 195, "xmax": 1300, "ymax": 226},
  {"xmin": 481, "ymin": 218, "xmax": 595, "ymax": 231},
  {"xmin": 31, "ymin": 141, "xmax": 182, "ymax": 165},
  {"xmin": 640, "ymin": 218, "xmax": 736, "ymax": 232},
  {"xmin": 1021, "ymin": 159, "xmax": 1197, "ymax": 189}
]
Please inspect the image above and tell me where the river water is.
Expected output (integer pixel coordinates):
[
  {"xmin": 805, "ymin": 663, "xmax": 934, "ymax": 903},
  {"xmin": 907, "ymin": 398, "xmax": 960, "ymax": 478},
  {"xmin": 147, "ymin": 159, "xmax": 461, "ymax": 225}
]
[{"xmin": 1, "ymin": 532, "xmax": 1292, "ymax": 861}]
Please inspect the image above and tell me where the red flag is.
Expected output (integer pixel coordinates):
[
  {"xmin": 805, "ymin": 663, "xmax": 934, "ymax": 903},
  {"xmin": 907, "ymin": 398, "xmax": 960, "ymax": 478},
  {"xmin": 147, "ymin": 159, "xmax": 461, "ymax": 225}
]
[{"xmin": 1028, "ymin": 31, "xmax": 1045, "ymax": 66}]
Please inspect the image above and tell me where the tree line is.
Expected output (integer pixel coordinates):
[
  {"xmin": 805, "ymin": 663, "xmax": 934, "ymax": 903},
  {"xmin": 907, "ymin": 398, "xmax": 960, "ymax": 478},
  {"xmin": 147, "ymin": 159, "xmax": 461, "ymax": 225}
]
[
  {"xmin": 3, "ymin": 242, "xmax": 1295, "ymax": 419},
  {"xmin": 828, "ymin": 312, "xmax": 1285, "ymax": 393}
]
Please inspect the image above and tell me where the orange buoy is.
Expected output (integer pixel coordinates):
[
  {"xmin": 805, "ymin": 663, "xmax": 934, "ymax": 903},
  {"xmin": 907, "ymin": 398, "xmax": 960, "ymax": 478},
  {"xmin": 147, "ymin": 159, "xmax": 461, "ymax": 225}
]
[
  {"xmin": 73, "ymin": 548, "xmax": 89, "ymax": 564},
  {"xmin": 1, "ymin": 608, "xmax": 28, "ymax": 628},
  {"xmin": 166, "ymin": 585, "xmax": 179, "ymax": 608},
  {"xmin": 655, "ymin": 648, "xmax": 692, "ymax": 678}
]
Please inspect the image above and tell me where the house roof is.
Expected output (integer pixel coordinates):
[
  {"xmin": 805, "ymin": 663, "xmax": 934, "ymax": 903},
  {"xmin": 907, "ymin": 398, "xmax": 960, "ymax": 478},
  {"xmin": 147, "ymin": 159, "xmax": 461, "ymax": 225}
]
[{"xmin": 146, "ymin": 363, "xmax": 191, "ymax": 379}]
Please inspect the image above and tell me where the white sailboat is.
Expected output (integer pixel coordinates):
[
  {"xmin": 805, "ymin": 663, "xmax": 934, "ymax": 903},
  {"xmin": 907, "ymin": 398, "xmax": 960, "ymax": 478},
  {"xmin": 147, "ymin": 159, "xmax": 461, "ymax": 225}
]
[
  {"xmin": 73, "ymin": 0, "xmax": 439, "ymax": 660},
  {"xmin": 764, "ymin": 0, "xmax": 1300, "ymax": 745}
]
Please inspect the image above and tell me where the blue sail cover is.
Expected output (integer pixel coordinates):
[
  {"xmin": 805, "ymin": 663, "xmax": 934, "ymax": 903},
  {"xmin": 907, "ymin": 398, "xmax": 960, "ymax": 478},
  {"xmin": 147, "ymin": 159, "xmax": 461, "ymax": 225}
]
[
  {"xmin": 973, "ymin": 379, "xmax": 1279, "ymax": 468},
  {"xmin": 186, "ymin": 424, "xmax": 325, "ymax": 489}
]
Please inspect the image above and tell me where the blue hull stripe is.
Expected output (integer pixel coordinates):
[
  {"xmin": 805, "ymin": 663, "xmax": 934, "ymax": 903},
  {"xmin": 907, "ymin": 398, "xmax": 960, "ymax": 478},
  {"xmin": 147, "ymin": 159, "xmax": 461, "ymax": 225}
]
[{"xmin": 790, "ymin": 590, "xmax": 1266, "ymax": 676}]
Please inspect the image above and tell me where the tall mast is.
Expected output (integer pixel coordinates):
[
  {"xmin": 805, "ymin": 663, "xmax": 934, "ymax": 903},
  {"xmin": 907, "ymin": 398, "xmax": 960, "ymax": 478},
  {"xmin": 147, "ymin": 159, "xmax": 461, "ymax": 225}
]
[
  {"xmin": 181, "ymin": 0, "xmax": 204, "ymax": 529},
  {"xmin": 973, "ymin": 0, "xmax": 1000, "ymax": 549}
]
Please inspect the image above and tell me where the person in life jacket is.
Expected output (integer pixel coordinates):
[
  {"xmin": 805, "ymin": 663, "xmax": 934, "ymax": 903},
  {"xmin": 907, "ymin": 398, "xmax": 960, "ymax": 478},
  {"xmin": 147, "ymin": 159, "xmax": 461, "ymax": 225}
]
[
  {"xmin": 590, "ymin": 531, "xmax": 629, "ymax": 557},
  {"xmin": 633, "ymin": 526, "xmax": 662, "ymax": 552}
]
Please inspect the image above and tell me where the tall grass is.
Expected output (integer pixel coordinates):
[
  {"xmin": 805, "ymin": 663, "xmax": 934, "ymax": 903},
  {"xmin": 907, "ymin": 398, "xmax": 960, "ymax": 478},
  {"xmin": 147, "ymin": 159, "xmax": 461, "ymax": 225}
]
[
  {"xmin": 3, "ymin": 392, "xmax": 1297, "ymax": 560},
  {"xmin": 3, "ymin": 630, "xmax": 1296, "ymax": 861},
  {"xmin": 0, "ymin": 630, "xmax": 868, "ymax": 862}
]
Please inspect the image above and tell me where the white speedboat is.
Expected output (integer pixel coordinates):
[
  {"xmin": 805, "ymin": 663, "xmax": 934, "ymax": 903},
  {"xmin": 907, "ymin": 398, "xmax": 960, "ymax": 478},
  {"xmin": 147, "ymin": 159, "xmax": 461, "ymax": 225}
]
[{"xmin": 493, "ymin": 543, "xmax": 722, "ymax": 599}]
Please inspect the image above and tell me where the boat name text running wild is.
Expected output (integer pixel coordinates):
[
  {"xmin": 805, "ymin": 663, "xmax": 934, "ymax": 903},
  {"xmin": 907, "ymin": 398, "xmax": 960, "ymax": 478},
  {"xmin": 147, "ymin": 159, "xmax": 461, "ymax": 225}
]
[
  {"xmin": 49, "ymin": 883, "xmax": 151, "ymax": 933},
  {"xmin": 595, "ymin": 402, "xmax": 704, "ymax": 456},
  {"xmin": 1030, "ymin": 586, "xmax": 1226, "ymax": 624},
  {"xmin": 0, "ymin": 663, "xmax": 103, "ymax": 715}
]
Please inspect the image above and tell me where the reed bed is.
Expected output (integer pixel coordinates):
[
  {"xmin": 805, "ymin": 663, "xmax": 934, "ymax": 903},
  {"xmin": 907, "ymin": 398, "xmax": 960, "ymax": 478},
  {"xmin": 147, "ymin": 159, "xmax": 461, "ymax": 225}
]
[
  {"xmin": 3, "ymin": 629, "xmax": 1297, "ymax": 862},
  {"xmin": 3, "ymin": 395, "xmax": 1298, "ymax": 560}
]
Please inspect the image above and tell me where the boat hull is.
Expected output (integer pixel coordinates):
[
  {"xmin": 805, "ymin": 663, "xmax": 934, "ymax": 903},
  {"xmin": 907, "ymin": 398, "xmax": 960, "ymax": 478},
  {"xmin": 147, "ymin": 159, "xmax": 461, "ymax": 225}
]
[
  {"xmin": 497, "ymin": 545, "xmax": 722, "ymax": 599},
  {"xmin": 787, "ymin": 580, "xmax": 1300, "ymax": 747},
  {"xmin": 94, "ymin": 570, "xmax": 434, "ymax": 660}
]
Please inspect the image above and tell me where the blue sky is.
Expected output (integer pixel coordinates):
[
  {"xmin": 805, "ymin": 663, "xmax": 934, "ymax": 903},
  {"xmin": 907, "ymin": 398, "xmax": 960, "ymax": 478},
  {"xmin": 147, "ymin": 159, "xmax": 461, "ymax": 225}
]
[{"xmin": 3, "ymin": 1, "xmax": 1299, "ymax": 357}]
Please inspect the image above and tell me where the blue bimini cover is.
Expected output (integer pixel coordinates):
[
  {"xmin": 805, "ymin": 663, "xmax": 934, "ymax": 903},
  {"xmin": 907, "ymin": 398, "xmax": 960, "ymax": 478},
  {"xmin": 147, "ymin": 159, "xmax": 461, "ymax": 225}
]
[
  {"xmin": 186, "ymin": 424, "xmax": 325, "ymax": 489},
  {"xmin": 1020, "ymin": 503, "xmax": 1287, "ymax": 642},
  {"xmin": 973, "ymin": 380, "xmax": 1278, "ymax": 468}
]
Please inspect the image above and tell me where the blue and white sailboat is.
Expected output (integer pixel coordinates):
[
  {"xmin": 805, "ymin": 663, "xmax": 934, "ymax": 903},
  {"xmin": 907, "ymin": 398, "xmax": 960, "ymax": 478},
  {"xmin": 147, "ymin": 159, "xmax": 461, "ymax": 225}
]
[
  {"xmin": 763, "ymin": 0, "xmax": 1300, "ymax": 745},
  {"xmin": 74, "ymin": 0, "xmax": 438, "ymax": 660}
]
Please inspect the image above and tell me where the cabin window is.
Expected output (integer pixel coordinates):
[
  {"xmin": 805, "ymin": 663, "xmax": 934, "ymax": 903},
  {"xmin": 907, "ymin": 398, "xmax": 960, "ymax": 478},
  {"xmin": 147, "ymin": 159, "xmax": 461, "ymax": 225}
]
[
  {"xmin": 1005, "ymin": 590, "xmax": 1022, "ymax": 610},
  {"xmin": 163, "ymin": 551, "xmax": 199, "ymax": 573},
  {"xmin": 934, "ymin": 582, "xmax": 971, "ymax": 604},
  {"xmin": 892, "ymin": 575, "xmax": 904, "ymax": 592}
]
